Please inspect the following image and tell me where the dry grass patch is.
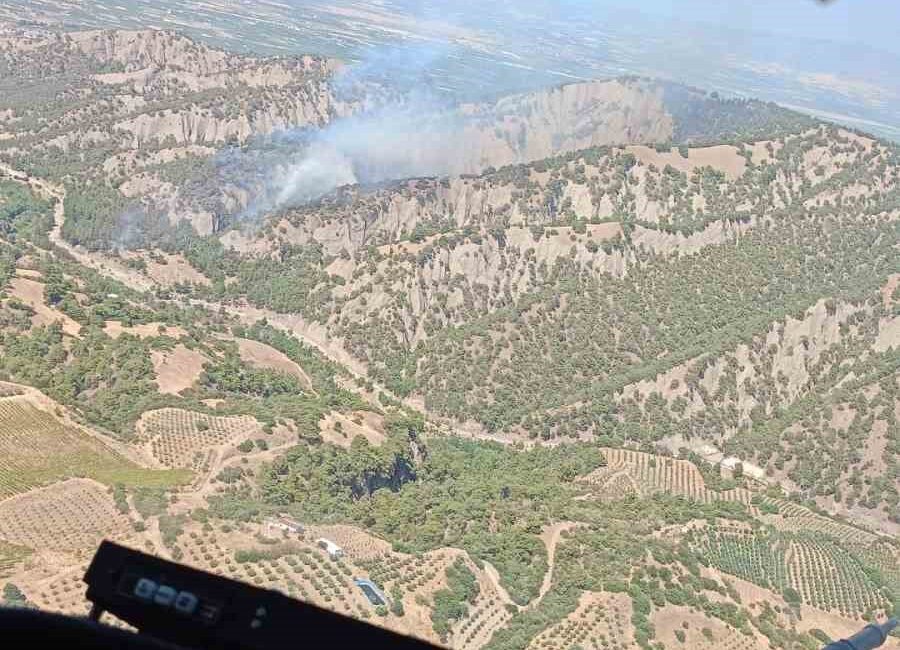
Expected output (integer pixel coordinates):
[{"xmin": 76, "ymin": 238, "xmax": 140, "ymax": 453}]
[
  {"xmin": 104, "ymin": 320, "xmax": 187, "ymax": 339},
  {"xmin": 318, "ymin": 411, "xmax": 386, "ymax": 448},
  {"xmin": 627, "ymin": 144, "xmax": 746, "ymax": 180},
  {"xmin": 651, "ymin": 604, "xmax": 759, "ymax": 650},
  {"xmin": 7, "ymin": 276, "xmax": 81, "ymax": 336},
  {"xmin": 128, "ymin": 251, "xmax": 211, "ymax": 287},
  {"xmin": 236, "ymin": 337, "xmax": 313, "ymax": 390},
  {"xmin": 151, "ymin": 344, "xmax": 206, "ymax": 395}
]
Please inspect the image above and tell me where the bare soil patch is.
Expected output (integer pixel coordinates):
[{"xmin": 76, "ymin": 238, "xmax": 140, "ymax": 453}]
[
  {"xmin": 122, "ymin": 250, "xmax": 211, "ymax": 287},
  {"xmin": 151, "ymin": 345, "xmax": 206, "ymax": 395},
  {"xmin": 882, "ymin": 273, "xmax": 900, "ymax": 308},
  {"xmin": 875, "ymin": 316, "xmax": 900, "ymax": 352},
  {"xmin": 7, "ymin": 277, "xmax": 81, "ymax": 336},
  {"xmin": 236, "ymin": 337, "xmax": 313, "ymax": 390},
  {"xmin": 627, "ymin": 143, "xmax": 746, "ymax": 180},
  {"xmin": 652, "ymin": 604, "xmax": 762, "ymax": 650}
]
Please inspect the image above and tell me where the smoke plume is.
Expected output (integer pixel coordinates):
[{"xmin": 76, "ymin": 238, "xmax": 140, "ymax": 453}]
[{"xmin": 225, "ymin": 42, "xmax": 467, "ymax": 223}]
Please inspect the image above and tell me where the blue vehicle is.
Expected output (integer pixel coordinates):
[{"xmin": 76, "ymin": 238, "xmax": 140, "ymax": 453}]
[{"xmin": 353, "ymin": 578, "xmax": 388, "ymax": 607}]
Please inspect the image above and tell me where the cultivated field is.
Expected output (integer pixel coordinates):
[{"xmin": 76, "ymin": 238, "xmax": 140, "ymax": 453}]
[
  {"xmin": 0, "ymin": 540, "xmax": 31, "ymax": 578},
  {"xmin": 689, "ymin": 525, "xmax": 893, "ymax": 620},
  {"xmin": 584, "ymin": 448, "xmax": 756, "ymax": 509},
  {"xmin": 137, "ymin": 407, "xmax": 263, "ymax": 470},
  {"xmin": 0, "ymin": 396, "xmax": 185, "ymax": 498},
  {"xmin": 762, "ymin": 501, "xmax": 880, "ymax": 546},
  {"xmin": 527, "ymin": 591, "xmax": 635, "ymax": 650},
  {"xmin": 0, "ymin": 479, "xmax": 133, "ymax": 552}
]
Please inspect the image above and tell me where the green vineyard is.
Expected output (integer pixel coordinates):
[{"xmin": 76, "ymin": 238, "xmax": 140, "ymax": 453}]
[
  {"xmin": 690, "ymin": 526, "xmax": 790, "ymax": 593},
  {"xmin": 788, "ymin": 537, "xmax": 892, "ymax": 617},
  {"xmin": 0, "ymin": 398, "xmax": 186, "ymax": 498},
  {"xmin": 689, "ymin": 526, "xmax": 893, "ymax": 618}
]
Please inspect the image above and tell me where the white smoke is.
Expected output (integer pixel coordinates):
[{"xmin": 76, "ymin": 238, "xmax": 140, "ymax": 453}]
[
  {"xmin": 273, "ymin": 142, "xmax": 358, "ymax": 207},
  {"xmin": 217, "ymin": 41, "xmax": 472, "ymax": 223}
]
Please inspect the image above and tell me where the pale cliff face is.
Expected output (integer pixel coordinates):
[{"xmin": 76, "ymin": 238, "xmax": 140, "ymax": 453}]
[{"xmin": 451, "ymin": 79, "xmax": 674, "ymax": 175}]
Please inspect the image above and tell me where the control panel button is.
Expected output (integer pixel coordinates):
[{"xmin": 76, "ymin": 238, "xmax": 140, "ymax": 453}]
[
  {"xmin": 174, "ymin": 591, "xmax": 198, "ymax": 615},
  {"xmin": 197, "ymin": 602, "xmax": 221, "ymax": 623},
  {"xmin": 133, "ymin": 578, "xmax": 158, "ymax": 601},
  {"xmin": 153, "ymin": 585, "xmax": 177, "ymax": 606},
  {"xmin": 255, "ymin": 606, "xmax": 267, "ymax": 617},
  {"xmin": 250, "ymin": 618, "xmax": 263, "ymax": 629}
]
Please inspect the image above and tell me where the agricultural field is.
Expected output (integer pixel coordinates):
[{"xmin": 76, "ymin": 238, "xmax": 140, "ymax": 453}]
[
  {"xmin": 136, "ymin": 407, "xmax": 264, "ymax": 471},
  {"xmin": 168, "ymin": 519, "xmax": 495, "ymax": 645},
  {"xmin": 0, "ymin": 479, "xmax": 134, "ymax": 553},
  {"xmin": 0, "ymin": 540, "xmax": 30, "ymax": 578},
  {"xmin": 0, "ymin": 394, "xmax": 188, "ymax": 498},
  {"xmin": 177, "ymin": 524, "xmax": 375, "ymax": 620},
  {"xmin": 526, "ymin": 592, "xmax": 634, "ymax": 650},
  {"xmin": 583, "ymin": 448, "xmax": 757, "ymax": 510},
  {"xmin": 18, "ymin": 564, "xmax": 93, "ymax": 617},
  {"xmin": 788, "ymin": 538, "xmax": 891, "ymax": 617},
  {"xmin": 687, "ymin": 525, "xmax": 894, "ymax": 619},
  {"xmin": 687, "ymin": 524, "xmax": 791, "ymax": 594},
  {"xmin": 0, "ymin": 18, "xmax": 898, "ymax": 650},
  {"xmin": 451, "ymin": 587, "xmax": 515, "ymax": 650},
  {"xmin": 763, "ymin": 501, "xmax": 881, "ymax": 546}
]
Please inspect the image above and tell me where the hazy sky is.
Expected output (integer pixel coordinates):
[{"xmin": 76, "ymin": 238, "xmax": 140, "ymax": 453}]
[{"xmin": 625, "ymin": 0, "xmax": 900, "ymax": 56}]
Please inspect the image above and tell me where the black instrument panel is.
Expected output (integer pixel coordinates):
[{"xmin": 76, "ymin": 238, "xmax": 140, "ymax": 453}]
[{"xmin": 83, "ymin": 540, "xmax": 440, "ymax": 650}]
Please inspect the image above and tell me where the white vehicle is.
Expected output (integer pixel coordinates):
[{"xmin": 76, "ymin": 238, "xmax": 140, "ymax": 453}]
[{"xmin": 316, "ymin": 538, "xmax": 343, "ymax": 559}]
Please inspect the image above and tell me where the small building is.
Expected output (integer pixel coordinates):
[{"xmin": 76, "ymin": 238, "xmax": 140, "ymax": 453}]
[
  {"xmin": 264, "ymin": 516, "xmax": 304, "ymax": 539},
  {"xmin": 696, "ymin": 443, "xmax": 723, "ymax": 463},
  {"xmin": 316, "ymin": 538, "xmax": 343, "ymax": 559},
  {"xmin": 721, "ymin": 456, "xmax": 766, "ymax": 480},
  {"xmin": 354, "ymin": 578, "xmax": 387, "ymax": 607}
]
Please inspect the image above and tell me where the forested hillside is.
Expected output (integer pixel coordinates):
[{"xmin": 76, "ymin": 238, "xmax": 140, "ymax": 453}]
[
  {"xmin": 0, "ymin": 24, "xmax": 897, "ymax": 650},
  {"xmin": 154, "ymin": 123, "xmax": 900, "ymax": 535}
]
